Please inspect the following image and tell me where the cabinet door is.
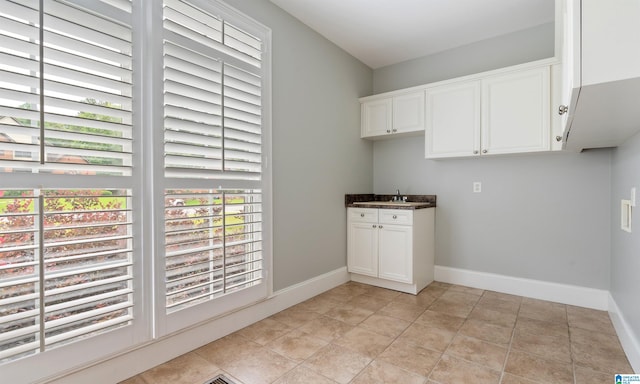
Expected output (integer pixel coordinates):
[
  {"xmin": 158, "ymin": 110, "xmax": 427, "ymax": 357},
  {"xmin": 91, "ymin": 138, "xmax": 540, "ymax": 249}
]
[
  {"xmin": 361, "ymin": 98, "xmax": 392, "ymax": 138},
  {"xmin": 425, "ymin": 81, "xmax": 481, "ymax": 158},
  {"xmin": 393, "ymin": 91, "xmax": 425, "ymax": 134},
  {"xmin": 552, "ymin": 0, "xmax": 581, "ymax": 150},
  {"xmin": 581, "ymin": 0, "xmax": 640, "ymax": 86},
  {"xmin": 378, "ymin": 224, "xmax": 412, "ymax": 284},
  {"xmin": 482, "ymin": 67, "xmax": 550, "ymax": 155},
  {"xmin": 347, "ymin": 222, "xmax": 378, "ymax": 277}
]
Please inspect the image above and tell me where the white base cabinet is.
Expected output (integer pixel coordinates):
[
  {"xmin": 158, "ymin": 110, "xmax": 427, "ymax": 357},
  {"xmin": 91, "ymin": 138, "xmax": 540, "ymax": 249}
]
[{"xmin": 347, "ymin": 207, "xmax": 435, "ymax": 294}]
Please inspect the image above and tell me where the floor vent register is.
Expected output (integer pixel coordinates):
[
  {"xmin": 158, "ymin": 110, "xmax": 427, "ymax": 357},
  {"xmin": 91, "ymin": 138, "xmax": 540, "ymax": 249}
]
[{"xmin": 203, "ymin": 374, "xmax": 235, "ymax": 384}]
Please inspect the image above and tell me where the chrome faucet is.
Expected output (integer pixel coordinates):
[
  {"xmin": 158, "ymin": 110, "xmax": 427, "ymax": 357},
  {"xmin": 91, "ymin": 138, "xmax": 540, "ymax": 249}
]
[{"xmin": 392, "ymin": 189, "xmax": 402, "ymax": 201}]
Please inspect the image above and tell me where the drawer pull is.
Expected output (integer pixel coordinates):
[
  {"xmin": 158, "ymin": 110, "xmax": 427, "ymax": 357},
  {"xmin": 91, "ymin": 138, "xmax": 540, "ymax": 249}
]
[
  {"xmin": 360, "ymin": 213, "xmax": 365, "ymax": 217},
  {"xmin": 372, "ymin": 225, "xmax": 376, "ymax": 228},
  {"xmin": 392, "ymin": 215, "xmax": 397, "ymax": 219},
  {"xmin": 379, "ymin": 225, "xmax": 383, "ymax": 229}
]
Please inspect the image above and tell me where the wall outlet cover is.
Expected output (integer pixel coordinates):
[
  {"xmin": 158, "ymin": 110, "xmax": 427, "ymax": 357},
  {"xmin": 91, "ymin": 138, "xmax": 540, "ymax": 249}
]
[{"xmin": 621, "ymin": 199, "xmax": 632, "ymax": 233}]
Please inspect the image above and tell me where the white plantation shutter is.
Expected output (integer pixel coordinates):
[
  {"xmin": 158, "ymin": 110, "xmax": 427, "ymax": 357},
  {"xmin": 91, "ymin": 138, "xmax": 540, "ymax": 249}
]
[
  {"xmin": 161, "ymin": 0, "xmax": 269, "ymax": 325},
  {"xmin": 0, "ymin": 0, "xmax": 133, "ymax": 176},
  {"xmin": 163, "ymin": 0, "xmax": 262, "ymax": 180},
  {"xmin": 164, "ymin": 189, "xmax": 262, "ymax": 312},
  {"xmin": 0, "ymin": 189, "xmax": 134, "ymax": 362},
  {"xmin": 0, "ymin": 0, "xmax": 138, "ymax": 375}
]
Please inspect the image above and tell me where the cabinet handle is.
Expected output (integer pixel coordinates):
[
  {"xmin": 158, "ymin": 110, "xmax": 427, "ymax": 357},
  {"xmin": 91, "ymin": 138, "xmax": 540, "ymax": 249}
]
[
  {"xmin": 482, "ymin": 149, "xmax": 488, "ymax": 154},
  {"xmin": 360, "ymin": 213, "xmax": 365, "ymax": 217},
  {"xmin": 379, "ymin": 225, "xmax": 383, "ymax": 229},
  {"xmin": 386, "ymin": 129, "xmax": 391, "ymax": 133},
  {"xmin": 372, "ymin": 225, "xmax": 376, "ymax": 228},
  {"xmin": 392, "ymin": 215, "xmax": 397, "ymax": 219},
  {"xmin": 556, "ymin": 135, "xmax": 562, "ymax": 142},
  {"xmin": 473, "ymin": 150, "xmax": 479, "ymax": 155},
  {"xmin": 558, "ymin": 105, "xmax": 568, "ymax": 115},
  {"xmin": 392, "ymin": 128, "xmax": 397, "ymax": 133}
]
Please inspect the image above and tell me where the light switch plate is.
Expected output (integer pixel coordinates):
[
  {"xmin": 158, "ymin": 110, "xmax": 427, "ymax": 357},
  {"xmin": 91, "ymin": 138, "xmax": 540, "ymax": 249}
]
[
  {"xmin": 473, "ymin": 182, "xmax": 481, "ymax": 193},
  {"xmin": 631, "ymin": 187, "xmax": 636, "ymax": 207}
]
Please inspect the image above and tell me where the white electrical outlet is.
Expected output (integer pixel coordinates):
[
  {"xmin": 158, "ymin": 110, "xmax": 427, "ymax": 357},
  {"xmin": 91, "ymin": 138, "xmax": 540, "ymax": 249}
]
[{"xmin": 473, "ymin": 182, "xmax": 482, "ymax": 193}]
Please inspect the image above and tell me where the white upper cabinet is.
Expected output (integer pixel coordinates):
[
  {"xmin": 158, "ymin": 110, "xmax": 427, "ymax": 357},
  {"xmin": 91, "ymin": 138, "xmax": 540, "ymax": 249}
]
[
  {"xmin": 393, "ymin": 92, "xmax": 425, "ymax": 134},
  {"xmin": 425, "ymin": 81, "xmax": 481, "ymax": 158},
  {"xmin": 558, "ymin": 0, "xmax": 640, "ymax": 151},
  {"xmin": 482, "ymin": 66, "xmax": 550, "ymax": 155},
  {"xmin": 361, "ymin": 98, "xmax": 393, "ymax": 137},
  {"xmin": 426, "ymin": 64, "xmax": 551, "ymax": 159},
  {"xmin": 361, "ymin": 91, "xmax": 425, "ymax": 139},
  {"xmin": 361, "ymin": 98, "xmax": 392, "ymax": 137}
]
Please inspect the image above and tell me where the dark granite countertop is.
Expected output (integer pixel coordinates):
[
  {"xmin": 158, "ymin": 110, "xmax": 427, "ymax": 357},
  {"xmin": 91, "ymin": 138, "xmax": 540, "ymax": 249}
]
[{"xmin": 345, "ymin": 194, "xmax": 436, "ymax": 210}]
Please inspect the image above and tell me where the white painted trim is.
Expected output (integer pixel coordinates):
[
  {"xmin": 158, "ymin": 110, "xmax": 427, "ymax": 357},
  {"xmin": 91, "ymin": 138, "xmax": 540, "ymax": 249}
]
[
  {"xmin": 350, "ymin": 273, "xmax": 428, "ymax": 295},
  {"xmin": 45, "ymin": 267, "xmax": 349, "ymax": 384},
  {"xmin": 608, "ymin": 293, "xmax": 640, "ymax": 373},
  {"xmin": 434, "ymin": 265, "xmax": 609, "ymax": 310}
]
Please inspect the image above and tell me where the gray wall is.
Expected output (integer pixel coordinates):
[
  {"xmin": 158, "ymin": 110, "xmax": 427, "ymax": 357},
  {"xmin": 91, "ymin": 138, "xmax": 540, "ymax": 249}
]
[
  {"xmin": 374, "ymin": 138, "xmax": 611, "ymax": 289},
  {"xmin": 611, "ymin": 132, "xmax": 640, "ymax": 346},
  {"xmin": 372, "ymin": 24, "xmax": 613, "ymax": 289},
  {"xmin": 225, "ymin": 0, "xmax": 373, "ymax": 290},
  {"xmin": 374, "ymin": 23, "xmax": 555, "ymax": 93}
]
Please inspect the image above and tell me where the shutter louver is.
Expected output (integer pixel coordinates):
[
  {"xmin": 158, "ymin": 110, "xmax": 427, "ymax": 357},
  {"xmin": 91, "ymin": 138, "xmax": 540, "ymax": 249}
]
[{"xmin": 0, "ymin": 0, "xmax": 133, "ymax": 176}]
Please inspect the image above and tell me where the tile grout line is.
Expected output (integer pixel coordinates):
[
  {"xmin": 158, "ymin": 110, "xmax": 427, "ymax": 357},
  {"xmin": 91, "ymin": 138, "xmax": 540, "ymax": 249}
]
[
  {"xmin": 424, "ymin": 286, "xmax": 483, "ymax": 383},
  {"xmin": 497, "ymin": 294, "xmax": 520, "ymax": 384},
  {"xmin": 567, "ymin": 304, "xmax": 578, "ymax": 384}
]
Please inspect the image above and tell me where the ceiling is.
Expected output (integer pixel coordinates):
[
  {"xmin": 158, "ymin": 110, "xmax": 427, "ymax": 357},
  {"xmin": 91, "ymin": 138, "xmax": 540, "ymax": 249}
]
[{"xmin": 269, "ymin": 0, "xmax": 555, "ymax": 69}]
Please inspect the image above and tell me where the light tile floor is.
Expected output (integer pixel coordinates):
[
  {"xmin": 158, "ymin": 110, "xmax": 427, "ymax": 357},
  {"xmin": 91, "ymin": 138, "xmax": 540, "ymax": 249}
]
[{"xmin": 120, "ymin": 282, "xmax": 633, "ymax": 384}]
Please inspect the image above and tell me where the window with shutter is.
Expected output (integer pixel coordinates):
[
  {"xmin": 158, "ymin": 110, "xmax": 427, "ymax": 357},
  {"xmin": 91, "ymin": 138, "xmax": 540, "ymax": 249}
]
[
  {"xmin": 160, "ymin": 0, "xmax": 269, "ymax": 329},
  {"xmin": 0, "ymin": 0, "xmax": 270, "ymax": 380},
  {"xmin": 0, "ymin": 0, "xmax": 141, "ymax": 374}
]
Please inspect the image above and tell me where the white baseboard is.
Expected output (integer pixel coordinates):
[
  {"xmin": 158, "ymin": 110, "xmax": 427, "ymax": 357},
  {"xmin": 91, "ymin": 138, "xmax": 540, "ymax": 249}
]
[
  {"xmin": 434, "ymin": 265, "xmax": 609, "ymax": 310},
  {"xmin": 608, "ymin": 294, "xmax": 640, "ymax": 373},
  {"xmin": 48, "ymin": 267, "xmax": 349, "ymax": 384}
]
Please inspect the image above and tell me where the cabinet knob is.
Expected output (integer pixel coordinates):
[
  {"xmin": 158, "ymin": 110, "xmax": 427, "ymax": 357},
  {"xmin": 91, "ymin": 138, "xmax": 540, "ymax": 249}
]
[
  {"xmin": 392, "ymin": 215, "xmax": 397, "ymax": 219},
  {"xmin": 482, "ymin": 149, "xmax": 488, "ymax": 154},
  {"xmin": 386, "ymin": 129, "xmax": 391, "ymax": 133},
  {"xmin": 473, "ymin": 150, "xmax": 479, "ymax": 155},
  {"xmin": 558, "ymin": 105, "xmax": 568, "ymax": 115},
  {"xmin": 379, "ymin": 225, "xmax": 383, "ymax": 229},
  {"xmin": 392, "ymin": 129, "xmax": 397, "ymax": 133},
  {"xmin": 556, "ymin": 135, "xmax": 562, "ymax": 142},
  {"xmin": 360, "ymin": 213, "xmax": 365, "ymax": 217},
  {"xmin": 372, "ymin": 224, "xmax": 376, "ymax": 228}
]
